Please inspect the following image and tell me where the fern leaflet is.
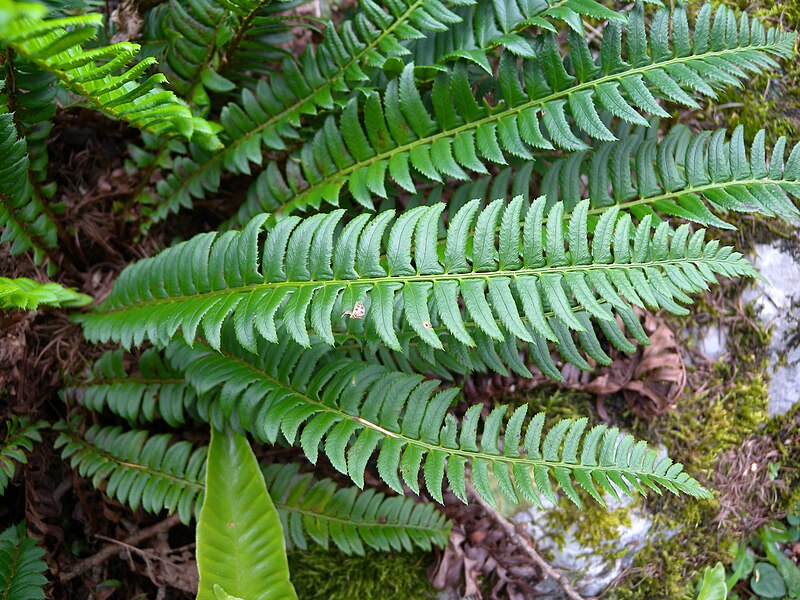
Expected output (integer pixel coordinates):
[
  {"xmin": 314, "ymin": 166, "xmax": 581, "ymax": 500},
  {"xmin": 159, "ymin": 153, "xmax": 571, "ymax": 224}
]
[
  {"xmin": 0, "ymin": 417, "xmax": 45, "ymax": 496},
  {"xmin": 0, "ymin": 523, "xmax": 47, "ymax": 600}
]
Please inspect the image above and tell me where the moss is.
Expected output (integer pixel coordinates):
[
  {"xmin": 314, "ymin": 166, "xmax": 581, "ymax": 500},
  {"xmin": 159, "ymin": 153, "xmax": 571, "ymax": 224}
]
[
  {"xmin": 696, "ymin": 0, "xmax": 800, "ymax": 141},
  {"xmin": 605, "ymin": 306, "xmax": 777, "ymax": 599},
  {"xmin": 288, "ymin": 548, "xmax": 437, "ymax": 600}
]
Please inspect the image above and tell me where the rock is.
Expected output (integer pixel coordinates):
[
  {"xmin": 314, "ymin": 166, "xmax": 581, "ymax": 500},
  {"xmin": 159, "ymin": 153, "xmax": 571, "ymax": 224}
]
[
  {"xmin": 741, "ymin": 242, "xmax": 800, "ymax": 416},
  {"xmin": 698, "ymin": 325, "xmax": 728, "ymax": 361},
  {"xmin": 513, "ymin": 493, "xmax": 655, "ymax": 597}
]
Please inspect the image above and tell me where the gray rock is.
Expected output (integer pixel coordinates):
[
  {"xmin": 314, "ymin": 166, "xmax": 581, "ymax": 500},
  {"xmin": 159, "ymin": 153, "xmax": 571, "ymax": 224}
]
[
  {"xmin": 741, "ymin": 242, "xmax": 800, "ymax": 416},
  {"xmin": 513, "ymin": 493, "xmax": 654, "ymax": 597},
  {"xmin": 698, "ymin": 324, "xmax": 728, "ymax": 361}
]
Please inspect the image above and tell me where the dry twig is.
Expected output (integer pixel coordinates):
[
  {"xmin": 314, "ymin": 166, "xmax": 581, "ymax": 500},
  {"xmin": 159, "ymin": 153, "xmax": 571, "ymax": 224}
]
[
  {"xmin": 466, "ymin": 483, "xmax": 587, "ymax": 600},
  {"xmin": 60, "ymin": 514, "xmax": 182, "ymax": 582}
]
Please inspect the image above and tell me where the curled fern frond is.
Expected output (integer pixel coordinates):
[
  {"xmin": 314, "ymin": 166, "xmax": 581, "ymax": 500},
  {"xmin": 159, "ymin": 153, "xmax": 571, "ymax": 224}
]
[
  {"xmin": 0, "ymin": 11, "xmax": 221, "ymax": 149},
  {"xmin": 54, "ymin": 420, "xmax": 207, "ymax": 524},
  {"xmin": 0, "ymin": 110, "xmax": 58, "ymax": 268},
  {"xmin": 0, "ymin": 522, "xmax": 48, "ymax": 600},
  {"xmin": 0, "ymin": 276, "xmax": 91, "ymax": 309},
  {"xmin": 0, "ymin": 417, "xmax": 45, "ymax": 496},
  {"xmin": 264, "ymin": 463, "xmax": 451, "ymax": 554},
  {"xmin": 62, "ymin": 349, "xmax": 198, "ymax": 426},
  {"xmin": 541, "ymin": 124, "xmax": 800, "ymax": 227},
  {"xmin": 234, "ymin": 2, "xmax": 796, "ymax": 220},
  {"xmin": 166, "ymin": 332, "xmax": 711, "ymax": 507},
  {"xmin": 145, "ymin": 0, "xmax": 475, "ymax": 220},
  {"xmin": 80, "ymin": 197, "xmax": 755, "ymax": 366}
]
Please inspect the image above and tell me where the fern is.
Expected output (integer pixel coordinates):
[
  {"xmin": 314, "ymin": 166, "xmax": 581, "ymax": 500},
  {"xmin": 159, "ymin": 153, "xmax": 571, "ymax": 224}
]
[
  {"xmin": 139, "ymin": 0, "xmax": 475, "ymax": 220},
  {"xmin": 165, "ymin": 329, "xmax": 711, "ymax": 508},
  {"xmin": 410, "ymin": 0, "xmax": 625, "ymax": 69},
  {"xmin": 540, "ymin": 124, "xmax": 800, "ymax": 227},
  {"xmin": 145, "ymin": 0, "xmax": 293, "ymax": 107},
  {"xmin": 54, "ymin": 420, "xmax": 451, "ymax": 553},
  {"xmin": 0, "ymin": 523, "xmax": 47, "ymax": 600},
  {"xmin": 0, "ymin": 110, "xmax": 59, "ymax": 267},
  {"xmin": 62, "ymin": 348, "xmax": 199, "ymax": 426},
  {"xmin": 264, "ymin": 463, "xmax": 450, "ymax": 555},
  {"xmin": 1, "ymin": 57, "xmax": 57, "ymax": 186},
  {"xmin": 233, "ymin": 2, "xmax": 796, "ymax": 220},
  {"xmin": 0, "ymin": 276, "xmax": 91, "ymax": 309},
  {"xmin": 0, "ymin": 417, "xmax": 45, "ymax": 496},
  {"xmin": 0, "ymin": 8, "xmax": 222, "ymax": 150},
  {"xmin": 80, "ymin": 197, "xmax": 755, "ymax": 365},
  {"xmin": 54, "ymin": 420, "xmax": 208, "ymax": 524}
]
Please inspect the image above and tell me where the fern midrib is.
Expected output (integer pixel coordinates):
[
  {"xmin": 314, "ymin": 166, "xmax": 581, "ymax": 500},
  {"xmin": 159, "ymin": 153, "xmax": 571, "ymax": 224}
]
[
  {"xmin": 274, "ymin": 502, "xmax": 448, "ymax": 534},
  {"xmin": 181, "ymin": 9, "xmax": 230, "ymax": 102},
  {"xmin": 66, "ymin": 375, "xmax": 187, "ymax": 388},
  {"xmin": 58, "ymin": 429, "xmax": 205, "ymax": 490},
  {"xmin": 175, "ymin": 0, "xmax": 436, "ymax": 191},
  {"xmin": 273, "ymin": 42, "xmax": 789, "ymax": 215},
  {"xmin": 0, "ymin": 534, "xmax": 23, "ymax": 600},
  {"xmin": 200, "ymin": 342, "xmax": 691, "ymax": 485},
  {"xmin": 98, "ymin": 255, "xmax": 727, "ymax": 314},
  {"xmin": 587, "ymin": 177, "xmax": 799, "ymax": 217}
]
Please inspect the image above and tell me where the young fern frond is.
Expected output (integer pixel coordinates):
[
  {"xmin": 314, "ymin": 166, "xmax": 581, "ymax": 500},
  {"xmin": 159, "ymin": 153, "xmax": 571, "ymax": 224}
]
[
  {"xmin": 0, "ymin": 417, "xmax": 45, "ymax": 496},
  {"xmin": 144, "ymin": 0, "xmax": 474, "ymax": 221},
  {"xmin": 235, "ymin": 2, "xmax": 796, "ymax": 221},
  {"xmin": 0, "ymin": 11, "xmax": 221, "ymax": 150},
  {"xmin": 54, "ymin": 420, "xmax": 208, "ymax": 524},
  {"xmin": 165, "ymin": 331, "xmax": 711, "ymax": 508},
  {"xmin": 264, "ymin": 463, "xmax": 451, "ymax": 554},
  {"xmin": 0, "ymin": 111, "xmax": 59, "ymax": 268},
  {"xmin": 541, "ymin": 125, "xmax": 800, "ymax": 228},
  {"xmin": 80, "ymin": 197, "xmax": 756, "ymax": 370},
  {"xmin": 0, "ymin": 276, "xmax": 91, "ymax": 309},
  {"xmin": 0, "ymin": 523, "xmax": 48, "ymax": 600},
  {"xmin": 62, "ymin": 349, "xmax": 199, "ymax": 427}
]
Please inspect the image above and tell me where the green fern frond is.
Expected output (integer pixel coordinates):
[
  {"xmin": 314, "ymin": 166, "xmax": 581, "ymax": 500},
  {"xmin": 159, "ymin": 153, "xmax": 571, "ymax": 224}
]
[
  {"xmin": 541, "ymin": 124, "xmax": 800, "ymax": 227},
  {"xmin": 54, "ymin": 420, "xmax": 207, "ymax": 524},
  {"xmin": 80, "ymin": 197, "xmax": 755, "ymax": 365},
  {"xmin": 0, "ymin": 522, "xmax": 47, "ymax": 600},
  {"xmin": 144, "ymin": 0, "xmax": 475, "ymax": 220},
  {"xmin": 411, "ymin": 0, "xmax": 626, "ymax": 69},
  {"xmin": 264, "ymin": 463, "xmax": 451, "ymax": 554},
  {"xmin": 0, "ymin": 276, "xmax": 91, "ymax": 309},
  {"xmin": 62, "ymin": 349, "xmax": 198, "ymax": 426},
  {"xmin": 0, "ymin": 417, "xmax": 45, "ymax": 496},
  {"xmin": 0, "ymin": 110, "xmax": 59, "ymax": 267},
  {"xmin": 1, "ymin": 58, "xmax": 57, "ymax": 185},
  {"xmin": 148, "ymin": 0, "xmax": 288, "ymax": 105},
  {"xmin": 234, "ymin": 2, "xmax": 796, "ymax": 220},
  {"xmin": 166, "ymin": 332, "xmax": 711, "ymax": 507},
  {"xmin": 54, "ymin": 420, "xmax": 452, "ymax": 552},
  {"xmin": 0, "ymin": 9, "xmax": 222, "ymax": 150}
]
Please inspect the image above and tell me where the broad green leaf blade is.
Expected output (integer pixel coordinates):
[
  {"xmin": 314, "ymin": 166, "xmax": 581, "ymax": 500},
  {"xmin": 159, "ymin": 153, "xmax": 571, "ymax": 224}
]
[{"xmin": 196, "ymin": 428, "xmax": 296, "ymax": 600}]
